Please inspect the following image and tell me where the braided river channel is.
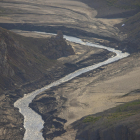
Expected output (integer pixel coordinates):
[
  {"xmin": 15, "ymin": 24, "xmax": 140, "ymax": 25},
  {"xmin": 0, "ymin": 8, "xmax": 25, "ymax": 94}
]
[{"xmin": 14, "ymin": 32, "xmax": 129, "ymax": 140}]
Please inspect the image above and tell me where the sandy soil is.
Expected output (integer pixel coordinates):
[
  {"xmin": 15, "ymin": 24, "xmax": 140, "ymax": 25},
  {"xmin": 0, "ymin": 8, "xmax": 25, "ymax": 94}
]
[
  {"xmin": 12, "ymin": 30, "xmax": 140, "ymax": 140},
  {"xmin": 0, "ymin": 0, "xmax": 126, "ymax": 40},
  {"xmin": 49, "ymin": 52, "xmax": 140, "ymax": 139}
]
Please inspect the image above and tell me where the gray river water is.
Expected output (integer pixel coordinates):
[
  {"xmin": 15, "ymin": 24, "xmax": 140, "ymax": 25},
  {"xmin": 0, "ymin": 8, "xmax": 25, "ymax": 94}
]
[{"xmin": 14, "ymin": 32, "xmax": 129, "ymax": 140}]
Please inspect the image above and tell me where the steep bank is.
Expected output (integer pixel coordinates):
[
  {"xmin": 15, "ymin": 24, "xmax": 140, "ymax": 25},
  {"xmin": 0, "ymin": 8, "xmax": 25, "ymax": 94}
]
[
  {"xmin": 0, "ymin": 27, "xmax": 74, "ymax": 91},
  {"xmin": 76, "ymin": 0, "xmax": 140, "ymax": 53},
  {"xmin": 116, "ymin": 11, "xmax": 140, "ymax": 53}
]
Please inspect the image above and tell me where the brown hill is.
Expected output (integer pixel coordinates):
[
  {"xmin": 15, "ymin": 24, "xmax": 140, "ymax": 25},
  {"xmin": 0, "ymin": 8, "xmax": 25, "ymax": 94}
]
[
  {"xmin": 0, "ymin": 28, "xmax": 74, "ymax": 91},
  {"xmin": 116, "ymin": 11, "xmax": 140, "ymax": 52},
  {"xmin": 0, "ymin": 27, "xmax": 74, "ymax": 140}
]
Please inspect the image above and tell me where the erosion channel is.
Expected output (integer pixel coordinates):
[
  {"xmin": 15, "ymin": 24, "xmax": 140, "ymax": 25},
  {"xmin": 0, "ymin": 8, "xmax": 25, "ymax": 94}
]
[{"xmin": 14, "ymin": 32, "xmax": 129, "ymax": 140}]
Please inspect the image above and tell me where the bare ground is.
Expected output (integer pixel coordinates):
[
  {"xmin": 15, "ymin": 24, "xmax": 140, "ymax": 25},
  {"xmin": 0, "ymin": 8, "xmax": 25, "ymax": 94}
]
[
  {"xmin": 0, "ymin": 0, "xmax": 127, "ymax": 41},
  {"xmin": 0, "ymin": 0, "xmax": 140, "ymax": 139},
  {"xmin": 48, "ymin": 51, "xmax": 140, "ymax": 140},
  {"xmin": 24, "ymin": 32, "xmax": 140, "ymax": 140}
]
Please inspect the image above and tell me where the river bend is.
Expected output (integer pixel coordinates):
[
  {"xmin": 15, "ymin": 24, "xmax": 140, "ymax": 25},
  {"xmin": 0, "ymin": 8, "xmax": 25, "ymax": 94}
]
[{"xmin": 14, "ymin": 32, "xmax": 129, "ymax": 140}]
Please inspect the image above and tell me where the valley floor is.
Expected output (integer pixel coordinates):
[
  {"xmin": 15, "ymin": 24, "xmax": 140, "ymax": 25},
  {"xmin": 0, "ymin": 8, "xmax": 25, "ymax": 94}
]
[{"xmin": 19, "ymin": 31, "xmax": 140, "ymax": 140}]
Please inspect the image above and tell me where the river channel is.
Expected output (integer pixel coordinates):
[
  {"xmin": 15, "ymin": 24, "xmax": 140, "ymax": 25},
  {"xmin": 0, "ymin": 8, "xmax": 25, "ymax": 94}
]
[{"xmin": 14, "ymin": 32, "xmax": 129, "ymax": 140}]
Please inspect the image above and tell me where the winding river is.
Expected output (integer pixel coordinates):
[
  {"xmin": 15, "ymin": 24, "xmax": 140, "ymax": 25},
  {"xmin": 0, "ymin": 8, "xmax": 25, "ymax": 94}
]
[{"xmin": 14, "ymin": 32, "xmax": 129, "ymax": 140}]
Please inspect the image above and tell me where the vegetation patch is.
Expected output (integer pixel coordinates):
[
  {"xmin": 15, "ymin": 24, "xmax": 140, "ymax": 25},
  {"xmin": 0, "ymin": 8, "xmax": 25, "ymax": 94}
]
[
  {"xmin": 104, "ymin": 100, "xmax": 140, "ymax": 126},
  {"xmin": 117, "ymin": 100, "xmax": 140, "ymax": 112},
  {"xmin": 81, "ymin": 100, "xmax": 140, "ymax": 127},
  {"xmin": 83, "ymin": 116, "xmax": 102, "ymax": 123}
]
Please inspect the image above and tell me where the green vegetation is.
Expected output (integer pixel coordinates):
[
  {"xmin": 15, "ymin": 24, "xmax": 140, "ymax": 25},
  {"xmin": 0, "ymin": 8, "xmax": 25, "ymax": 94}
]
[
  {"xmin": 117, "ymin": 100, "xmax": 140, "ymax": 112},
  {"xmin": 107, "ymin": 111, "xmax": 137, "ymax": 121},
  {"xmin": 105, "ymin": 100, "xmax": 140, "ymax": 125},
  {"xmin": 82, "ymin": 100, "xmax": 140, "ymax": 126},
  {"xmin": 83, "ymin": 116, "xmax": 102, "ymax": 123}
]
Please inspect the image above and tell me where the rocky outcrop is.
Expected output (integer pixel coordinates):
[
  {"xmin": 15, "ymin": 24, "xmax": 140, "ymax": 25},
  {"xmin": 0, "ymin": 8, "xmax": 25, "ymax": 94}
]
[
  {"xmin": 0, "ymin": 27, "xmax": 74, "ymax": 90},
  {"xmin": 39, "ymin": 31, "xmax": 74, "ymax": 59}
]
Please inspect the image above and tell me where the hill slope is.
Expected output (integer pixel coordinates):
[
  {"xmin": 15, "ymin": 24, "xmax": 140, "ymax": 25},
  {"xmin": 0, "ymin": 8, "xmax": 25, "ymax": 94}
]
[
  {"xmin": 0, "ymin": 28, "xmax": 74, "ymax": 91},
  {"xmin": 116, "ymin": 11, "xmax": 140, "ymax": 52},
  {"xmin": 0, "ymin": 27, "xmax": 74, "ymax": 140},
  {"xmin": 72, "ymin": 99, "xmax": 140, "ymax": 140}
]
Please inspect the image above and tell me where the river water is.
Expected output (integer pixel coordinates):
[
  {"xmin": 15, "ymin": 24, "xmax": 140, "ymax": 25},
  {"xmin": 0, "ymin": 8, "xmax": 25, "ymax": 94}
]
[{"xmin": 14, "ymin": 32, "xmax": 129, "ymax": 140}]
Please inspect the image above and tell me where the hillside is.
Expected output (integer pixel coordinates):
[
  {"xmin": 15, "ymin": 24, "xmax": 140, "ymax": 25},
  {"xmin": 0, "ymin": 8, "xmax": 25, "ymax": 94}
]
[
  {"xmin": 0, "ymin": 28, "xmax": 74, "ymax": 91},
  {"xmin": 0, "ymin": 27, "xmax": 74, "ymax": 140},
  {"xmin": 72, "ymin": 99, "xmax": 140, "ymax": 140},
  {"xmin": 77, "ymin": 0, "xmax": 140, "ymax": 18},
  {"xmin": 116, "ymin": 11, "xmax": 140, "ymax": 52}
]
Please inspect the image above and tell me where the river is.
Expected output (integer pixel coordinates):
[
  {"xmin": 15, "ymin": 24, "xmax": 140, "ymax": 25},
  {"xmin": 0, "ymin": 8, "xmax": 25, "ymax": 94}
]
[{"xmin": 14, "ymin": 32, "xmax": 129, "ymax": 140}]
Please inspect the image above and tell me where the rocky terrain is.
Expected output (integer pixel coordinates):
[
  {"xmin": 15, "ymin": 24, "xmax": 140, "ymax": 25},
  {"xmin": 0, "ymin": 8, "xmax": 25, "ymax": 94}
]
[
  {"xmin": 0, "ymin": 27, "xmax": 75, "ymax": 91},
  {"xmin": 0, "ymin": 27, "xmax": 114, "ymax": 139},
  {"xmin": 0, "ymin": 0, "xmax": 140, "ymax": 140},
  {"xmin": 30, "ymin": 50, "xmax": 140, "ymax": 140},
  {"xmin": 72, "ymin": 99, "xmax": 140, "ymax": 140},
  {"xmin": 0, "ymin": 27, "xmax": 75, "ymax": 139}
]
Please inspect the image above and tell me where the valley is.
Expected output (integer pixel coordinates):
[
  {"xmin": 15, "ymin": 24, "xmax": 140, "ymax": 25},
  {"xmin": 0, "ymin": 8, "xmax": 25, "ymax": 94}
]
[{"xmin": 0, "ymin": 0, "xmax": 140, "ymax": 140}]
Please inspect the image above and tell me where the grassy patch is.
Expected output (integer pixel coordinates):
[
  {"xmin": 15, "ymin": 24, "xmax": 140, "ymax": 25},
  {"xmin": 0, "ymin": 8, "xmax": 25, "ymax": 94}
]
[
  {"xmin": 107, "ymin": 111, "xmax": 137, "ymax": 120},
  {"xmin": 117, "ymin": 100, "xmax": 140, "ymax": 112},
  {"xmin": 83, "ymin": 116, "xmax": 102, "ymax": 123},
  {"xmin": 106, "ymin": 100, "xmax": 140, "ymax": 123}
]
